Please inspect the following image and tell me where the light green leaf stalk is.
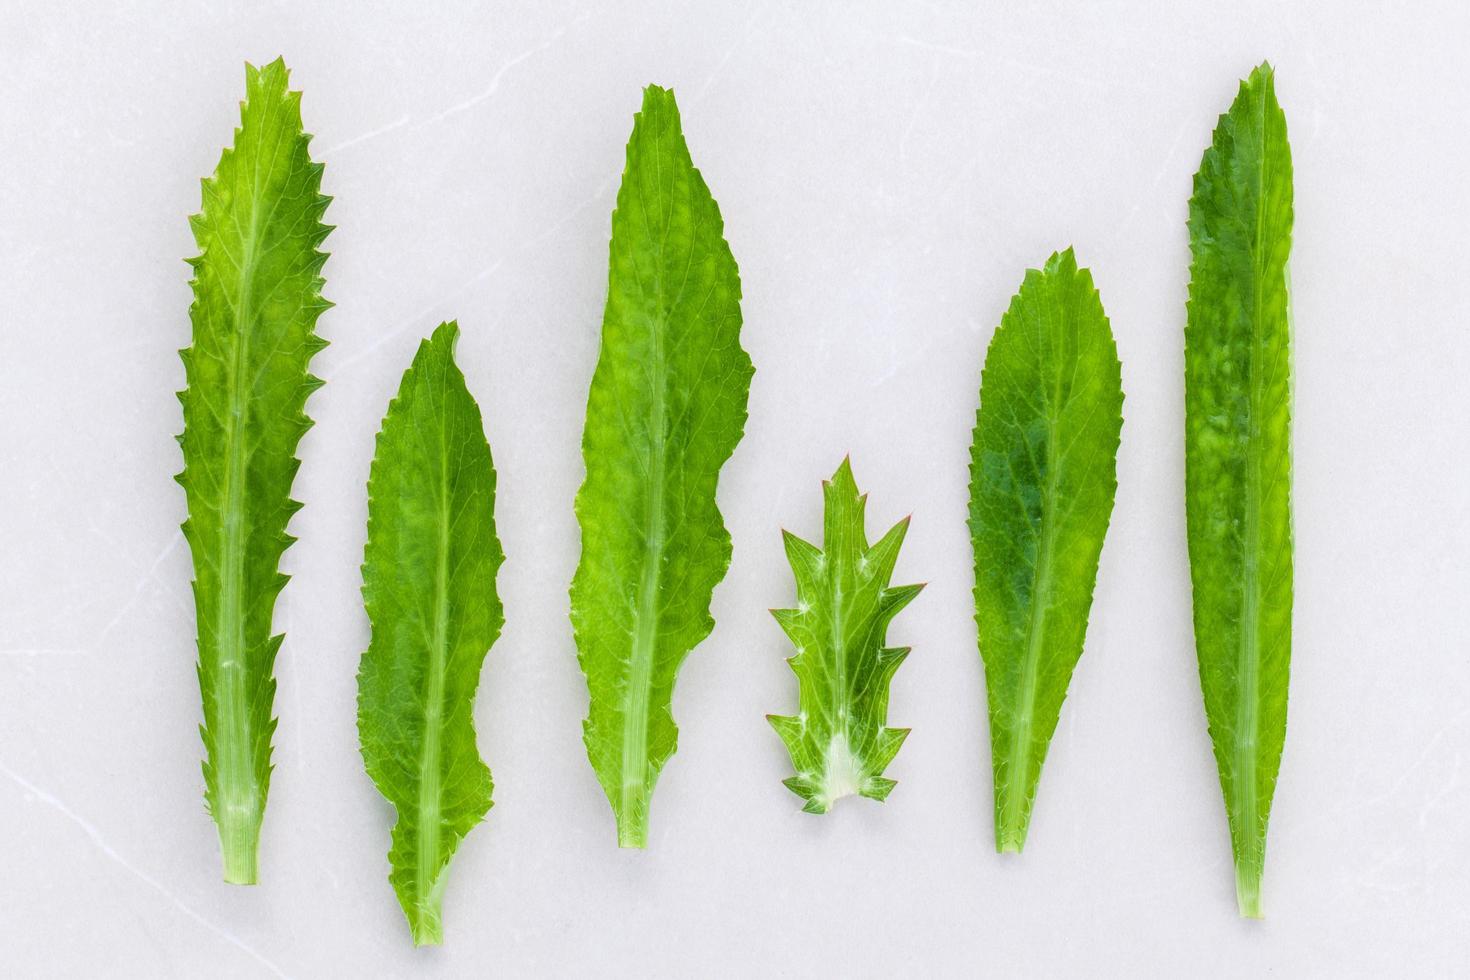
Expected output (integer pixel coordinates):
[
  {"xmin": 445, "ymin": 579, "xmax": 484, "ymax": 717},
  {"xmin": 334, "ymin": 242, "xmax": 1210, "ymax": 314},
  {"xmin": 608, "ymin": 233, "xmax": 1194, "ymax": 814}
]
[
  {"xmin": 570, "ymin": 85, "xmax": 754, "ymax": 848},
  {"xmin": 969, "ymin": 248, "xmax": 1123, "ymax": 854},
  {"xmin": 358, "ymin": 322, "xmax": 504, "ymax": 945},
  {"xmin": 1185, "ymin": 62, "xmax": 1294, "ymax": 919},
  {"xmin": 769, "ymin": 460, "xmax": 923, "ymax": 813},
  {"xmin": 177, "ymin": 59, "xmax": 330, "ymax": 884}
]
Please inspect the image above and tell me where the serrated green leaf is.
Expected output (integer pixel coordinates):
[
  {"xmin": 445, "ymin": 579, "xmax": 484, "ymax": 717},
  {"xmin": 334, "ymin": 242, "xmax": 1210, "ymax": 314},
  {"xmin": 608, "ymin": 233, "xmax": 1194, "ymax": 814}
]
[
  {"xmin": 177, "ymin": 58, "xmax": 330, "ymax": 884},
  {"xmin": 969, "ymin": 248, "xmax": 1124, "ymax": 854},
  {"xmin": 1185, "ymin": 63, "xmax": 1294, "ymax": 919},
  {"xmin": 357, "ymin": 322, "xmax": 503, "ymax": 946},
  {"xmin": 570, "ymin": 85, "xmax": 754, "ymax": 848},
  {"xmin": 768, "ymin": 459, "xmax": 922, "ymax": 814}
]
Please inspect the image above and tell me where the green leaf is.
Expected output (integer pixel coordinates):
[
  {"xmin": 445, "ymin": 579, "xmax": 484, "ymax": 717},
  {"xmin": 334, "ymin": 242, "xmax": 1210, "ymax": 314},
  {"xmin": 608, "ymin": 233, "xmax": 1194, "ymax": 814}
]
[
  {"xmin": 358, "ymin": 322, "xmax": 504, "ymax": 945},
  {"xmin": 570, "ymin": 85, "xmax": 754, "ymax": 848},
  {"xmin": 968, "ymin": 248, "xmax": 1124, "ymax": 854},
  {"xmin": 768, "ymin": 459, "xmax": 922, "ymax": 814},
  {"xmin": 1185, "ymin": 62, "xmax": 1294, "ymax": 919},
  {"xmin": 177, "ymin": 58, "xmax": 330, "ymax": 884}
]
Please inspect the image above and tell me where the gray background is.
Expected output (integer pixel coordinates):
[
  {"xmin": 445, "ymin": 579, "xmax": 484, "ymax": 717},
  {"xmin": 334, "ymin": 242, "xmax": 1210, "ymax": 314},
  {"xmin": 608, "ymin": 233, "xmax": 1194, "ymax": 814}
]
[{"xmin": 2, "ymin": 1, "xmax": 1467, "ymax": 977}]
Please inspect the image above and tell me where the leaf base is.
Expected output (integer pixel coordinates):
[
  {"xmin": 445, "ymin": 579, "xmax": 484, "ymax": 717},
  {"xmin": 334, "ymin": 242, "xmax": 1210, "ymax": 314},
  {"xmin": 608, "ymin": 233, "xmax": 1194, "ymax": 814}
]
[
  {"xmin": 616, "ymin": 813, "xmax": 649, "ymax": 849},
  {"xmin": 1235, "ymin": 862, "xmax": 1264, "ymax": 919},
  {"xmin": 408, "ymin": 906, "xmax": 444, "ymax": 947},
  {"xmin": 218, "ymin": 822, "xmax": 260, "ymax": 886}
]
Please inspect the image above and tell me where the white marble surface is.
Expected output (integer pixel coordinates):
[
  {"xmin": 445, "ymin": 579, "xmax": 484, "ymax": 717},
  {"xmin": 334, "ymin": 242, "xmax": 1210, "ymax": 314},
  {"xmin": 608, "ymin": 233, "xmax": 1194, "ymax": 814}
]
[{"xmin": 2, "ymin": 1, "xmax": 1468, "ymax": 976}]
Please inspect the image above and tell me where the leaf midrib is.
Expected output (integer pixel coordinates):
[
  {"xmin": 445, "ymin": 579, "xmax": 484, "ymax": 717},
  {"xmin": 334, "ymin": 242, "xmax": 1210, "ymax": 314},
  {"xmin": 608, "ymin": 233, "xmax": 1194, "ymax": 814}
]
[
  {"xmin": 1003, "ymin": 328, "xmax": 1066, "ymax": 848},
  {"xmin": 1233, "ymin": 84, "xmax": 1272, "ymax": 875},
  {"xmin": 621, "ymin": 122, "xmax": 670, "ymax": 838},
  {"xmin": 214, "ymin": 137, "xmax": 272, "ymax": 851},
  {"xmin": 830, "ymin": 554, "xmax": 848, "ymax": 763},
  {"xmin": 417, "ymin": 393, "xmax": 452, "ymax": 921},
  {"xmin": 623, "ymin": 311, "xmax": 666, "ymax": 827}
]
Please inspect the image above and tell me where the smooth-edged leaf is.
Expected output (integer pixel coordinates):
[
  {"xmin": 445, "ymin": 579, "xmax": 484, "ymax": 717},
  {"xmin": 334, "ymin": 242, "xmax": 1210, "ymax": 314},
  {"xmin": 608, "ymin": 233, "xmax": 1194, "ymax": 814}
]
[
  {"xmin": 358, "ymin": 322, "xmax": 504, "ymax": 945},
  {"xmin": 969, "ymin": 248, "xmax": 1123, "ymax": 853},
  {"xmin": 177, "ymin": 58, "xmax": 330, "ymax": 884},
  {"xmin": 1185, "ymin": 62, "xmax": 1294, "ymax": 919},
  {"xmin": 570, "ymin": 85, "xmax": 754, "ymax": 848},
  {"xmin": 768, "ymin": 459, "xmax": 922, "ymax": 813}
]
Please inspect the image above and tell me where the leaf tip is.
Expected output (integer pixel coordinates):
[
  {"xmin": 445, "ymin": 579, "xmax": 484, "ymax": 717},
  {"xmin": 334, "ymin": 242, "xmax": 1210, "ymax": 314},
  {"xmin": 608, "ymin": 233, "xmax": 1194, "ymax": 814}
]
[
  {"xmin": 827, "ymin": 456, "xmax": 859, "ymax": 494},
  {"xmin": 429, "ymin": 319, "xmax": 462, "ymax": 354}
]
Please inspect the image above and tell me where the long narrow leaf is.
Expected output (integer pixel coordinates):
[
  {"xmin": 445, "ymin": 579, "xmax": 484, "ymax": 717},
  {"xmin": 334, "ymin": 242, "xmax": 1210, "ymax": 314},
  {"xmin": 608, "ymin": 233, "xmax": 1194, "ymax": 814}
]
[
  {"xmin": 177, "ymin": 59, "xmax": 330, "ymax": 884},
  {"xmin": 969, "ymin": 248, "xmax": 1123, "ymax": 853},
  {"xmin": 358, "ymin": 322, "xmax": 504, "ymax": 945},
  {"xmin": 1185, "ymin": 62, "xmax": 1294, "ymax": 918},
  {"xmin": 570, "ymin": 85, "xmax": 754, "ymax": 848}
]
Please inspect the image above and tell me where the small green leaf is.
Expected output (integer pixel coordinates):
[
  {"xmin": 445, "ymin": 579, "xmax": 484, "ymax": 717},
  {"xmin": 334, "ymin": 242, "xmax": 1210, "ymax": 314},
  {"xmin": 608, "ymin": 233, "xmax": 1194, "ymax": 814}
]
[
  {"xmin": 358, "ymin": 322, "xmax": 504, "ymax": 945},
  {"xmin": 1185, "ymin": 62, "xmax": 1294, "ymax": 919},
  {"xmin": 769, "ymin": 459, "xmax": 922, "ymax": 813},
  {"xmin": 177, "ymin": 58, "xmax": 330, "ymax": 884},
  {"xmin": 969, "ymin": 248, "xmax": 1124, "ymax": 853},
  {"xmin": 570, "ymin": 85, "xmax": 754, "ymax": 848}
]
